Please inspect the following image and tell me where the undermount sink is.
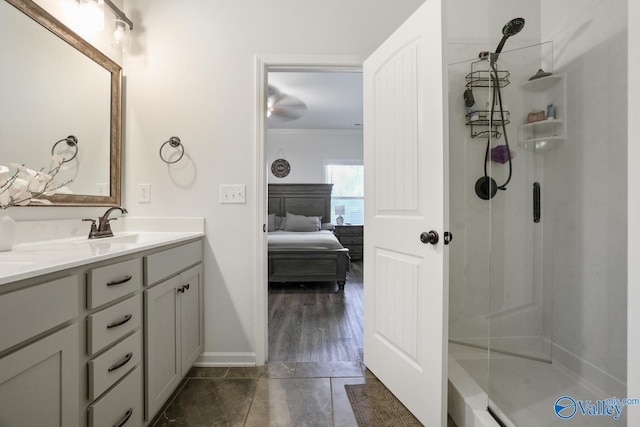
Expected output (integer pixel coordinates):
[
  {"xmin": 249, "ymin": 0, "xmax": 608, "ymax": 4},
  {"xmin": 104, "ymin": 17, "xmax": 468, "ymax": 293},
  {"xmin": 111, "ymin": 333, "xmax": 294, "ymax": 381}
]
[{"xmin": 75, "ymin": 233, "xmax": 169, "ymax": 245}]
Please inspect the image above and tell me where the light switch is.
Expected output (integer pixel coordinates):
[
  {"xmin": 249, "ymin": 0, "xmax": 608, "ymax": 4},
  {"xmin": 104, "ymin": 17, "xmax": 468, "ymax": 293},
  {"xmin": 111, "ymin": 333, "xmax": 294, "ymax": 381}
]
[{"xmin": 220, "ymin": 184, "xmax": 246, "ymax": 204}]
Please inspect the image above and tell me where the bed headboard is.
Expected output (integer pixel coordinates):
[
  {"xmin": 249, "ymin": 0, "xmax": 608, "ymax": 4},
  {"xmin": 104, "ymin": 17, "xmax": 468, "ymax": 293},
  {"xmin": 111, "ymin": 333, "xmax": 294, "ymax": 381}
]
[{"xmin": 268, "ymin": 183, "xmax": 333, "ymax": 223}]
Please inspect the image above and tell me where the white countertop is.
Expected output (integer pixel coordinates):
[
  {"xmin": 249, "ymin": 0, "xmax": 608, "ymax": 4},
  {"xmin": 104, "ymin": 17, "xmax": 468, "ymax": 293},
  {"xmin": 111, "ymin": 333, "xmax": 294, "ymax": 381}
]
[{"xmin": 0, "ymin": 218, "xmax": 205, "ymax": 286}]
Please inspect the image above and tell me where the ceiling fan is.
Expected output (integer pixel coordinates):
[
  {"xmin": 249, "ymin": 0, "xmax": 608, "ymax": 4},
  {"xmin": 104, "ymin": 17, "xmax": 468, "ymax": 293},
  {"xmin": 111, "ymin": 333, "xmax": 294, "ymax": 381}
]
[{"xmin": 267, "ymin": 85, "xmax": 307, "ymax": 121}]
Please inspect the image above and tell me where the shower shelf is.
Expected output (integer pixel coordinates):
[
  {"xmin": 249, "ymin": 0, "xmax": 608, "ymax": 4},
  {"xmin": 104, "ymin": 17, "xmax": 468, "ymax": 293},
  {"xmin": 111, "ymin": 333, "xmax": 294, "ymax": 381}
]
[
  {"xmin": 466, "ymin": 110, "xmax": 510, "ymax": 139},
  {"xmin": 519, "ymin": 136, "xmax": 563, "ymax": 152},
  {"xmin": 520, "ymin": 74, "xmax": 566, "ymax": 151},
  {"xmin": 465, "ymin": 70, "xmax": 510, "ymax": 88},
  {"xmin": 522, "ymin": 118, "xmax": 563, "ymax": 129}
]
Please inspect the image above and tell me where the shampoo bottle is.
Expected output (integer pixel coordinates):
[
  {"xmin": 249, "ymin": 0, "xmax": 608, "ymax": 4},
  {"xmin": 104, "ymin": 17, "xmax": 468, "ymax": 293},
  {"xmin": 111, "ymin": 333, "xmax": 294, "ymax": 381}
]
[{"xmin": 546, "ymin": 103, "xmax": 555, "ymax": 120}]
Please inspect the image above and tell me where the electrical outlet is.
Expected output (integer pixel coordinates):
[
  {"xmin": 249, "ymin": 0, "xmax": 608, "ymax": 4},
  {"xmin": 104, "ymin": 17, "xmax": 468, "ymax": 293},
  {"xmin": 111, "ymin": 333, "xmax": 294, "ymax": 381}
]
[
  {"xmin": 139, "ymin": 183, "xmax": 151, "ymax": 203},
  {"xmin": 96, "ymin": 183, "xmax": 107, "ymax": 196},
  {"xmin": 220, "ymin": 184, "xmax": 246, "ymax": 204}
]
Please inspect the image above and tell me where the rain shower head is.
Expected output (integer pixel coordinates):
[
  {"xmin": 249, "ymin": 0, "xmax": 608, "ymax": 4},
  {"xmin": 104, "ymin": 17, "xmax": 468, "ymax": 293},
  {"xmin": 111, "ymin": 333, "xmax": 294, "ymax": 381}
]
[{"xmin": 492, "ymin": 17, "xmax": 525, "ymax": 63}]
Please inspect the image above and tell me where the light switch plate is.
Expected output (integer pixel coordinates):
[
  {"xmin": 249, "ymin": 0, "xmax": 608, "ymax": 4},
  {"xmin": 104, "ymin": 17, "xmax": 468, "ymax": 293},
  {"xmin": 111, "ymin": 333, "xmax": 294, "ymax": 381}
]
[{"xmin": 220, "ymin": 184, "xmax": 246, "ymax": 204}]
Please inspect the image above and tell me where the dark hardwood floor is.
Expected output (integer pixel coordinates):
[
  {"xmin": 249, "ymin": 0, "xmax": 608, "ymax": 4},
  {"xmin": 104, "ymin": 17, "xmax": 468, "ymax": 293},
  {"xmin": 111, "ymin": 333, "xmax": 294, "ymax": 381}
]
[{"xmin": 268, "ymin": 262, "xmax": 363, "ymax": 362}]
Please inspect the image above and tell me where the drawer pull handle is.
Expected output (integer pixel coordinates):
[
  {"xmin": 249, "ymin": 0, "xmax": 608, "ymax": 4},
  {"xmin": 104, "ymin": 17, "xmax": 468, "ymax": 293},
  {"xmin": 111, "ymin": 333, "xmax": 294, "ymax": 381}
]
[
  {"xmin": 107, "ymin": 275, "xmax": 133, "ymax": 286},
  {"xmin": 113, "ymin": 408, "xmax": 133, "ymax": 427},
  {"xmin": 108, "ymin": 352, "xmax": 133, "ymax": 372},
  {"xmin": 107, "ymin": 314, "xmax": 133, "ymax": 329}
]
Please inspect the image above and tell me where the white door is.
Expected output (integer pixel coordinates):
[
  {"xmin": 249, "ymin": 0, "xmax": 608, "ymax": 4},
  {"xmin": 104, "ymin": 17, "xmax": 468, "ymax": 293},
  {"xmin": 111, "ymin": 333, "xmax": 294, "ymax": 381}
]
[{"xmin": 363, "ymin": 1, "xmax": 448, "ymax": 425}]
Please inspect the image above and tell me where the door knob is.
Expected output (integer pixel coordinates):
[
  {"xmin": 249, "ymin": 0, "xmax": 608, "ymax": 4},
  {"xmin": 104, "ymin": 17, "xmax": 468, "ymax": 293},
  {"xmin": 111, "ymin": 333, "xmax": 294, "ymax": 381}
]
[{"xmin": 420, "ymin": 230, "xmax": 439, "ymax": 245}]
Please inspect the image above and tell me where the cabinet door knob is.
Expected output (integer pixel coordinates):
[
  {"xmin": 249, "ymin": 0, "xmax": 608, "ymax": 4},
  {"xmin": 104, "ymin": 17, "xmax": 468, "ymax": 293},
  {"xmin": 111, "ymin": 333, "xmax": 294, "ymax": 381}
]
[{"xmin": 177, "ymin": 287, "xmax": 185, "ymax": 294}]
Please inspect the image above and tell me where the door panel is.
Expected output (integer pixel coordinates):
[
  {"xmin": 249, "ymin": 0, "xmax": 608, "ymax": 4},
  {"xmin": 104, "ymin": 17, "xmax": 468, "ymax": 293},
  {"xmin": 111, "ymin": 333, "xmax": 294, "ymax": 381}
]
[{"xmin": 364, "ymin": 1, "xmax": 447, "ymax": 425}]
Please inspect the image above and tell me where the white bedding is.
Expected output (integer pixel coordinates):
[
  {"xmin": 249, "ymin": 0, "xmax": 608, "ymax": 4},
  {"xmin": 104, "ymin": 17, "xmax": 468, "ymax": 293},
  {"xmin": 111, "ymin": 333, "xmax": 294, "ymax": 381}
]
[{"xmin": 267, "ymin": 230, "xmax": 344, "ymax": 250}]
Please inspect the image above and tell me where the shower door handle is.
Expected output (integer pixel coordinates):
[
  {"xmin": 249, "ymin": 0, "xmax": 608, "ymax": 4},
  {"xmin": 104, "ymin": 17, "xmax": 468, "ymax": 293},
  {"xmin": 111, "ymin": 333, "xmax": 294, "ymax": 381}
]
[{"xmin": 420, "ymin": 231, "xmax": 439, "ymax": 245}]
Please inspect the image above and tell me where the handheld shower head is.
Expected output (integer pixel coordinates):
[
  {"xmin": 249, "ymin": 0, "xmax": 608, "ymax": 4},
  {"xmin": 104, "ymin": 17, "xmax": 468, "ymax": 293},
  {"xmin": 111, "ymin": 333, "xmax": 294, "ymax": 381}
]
[
  {"xmin": 492, "ymin": 17, "xmax": 525, "ymax": 63},
  {"xmin": 502, "ymin": 17, "xmax": 525, "ymax": 38}
]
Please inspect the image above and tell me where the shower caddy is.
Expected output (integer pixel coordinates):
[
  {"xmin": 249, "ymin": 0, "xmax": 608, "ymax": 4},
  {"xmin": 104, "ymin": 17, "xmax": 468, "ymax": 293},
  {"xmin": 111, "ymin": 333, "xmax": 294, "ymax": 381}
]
[{"xmin": 465, "ymin": 59, "xmax": 510, "ymax": 139}]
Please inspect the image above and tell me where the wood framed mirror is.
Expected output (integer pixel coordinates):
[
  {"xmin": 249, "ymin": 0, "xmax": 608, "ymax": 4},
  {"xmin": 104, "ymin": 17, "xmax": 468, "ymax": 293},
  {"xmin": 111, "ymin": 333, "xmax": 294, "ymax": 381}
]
[{"xmin": 2, "ymin": 0, "xmax": 122, "ymax": 206}]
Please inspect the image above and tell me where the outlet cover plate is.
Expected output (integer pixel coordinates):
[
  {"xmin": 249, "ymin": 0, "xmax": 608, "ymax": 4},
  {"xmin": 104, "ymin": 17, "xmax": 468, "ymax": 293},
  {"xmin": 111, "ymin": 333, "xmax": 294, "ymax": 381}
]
[{"xmin": 139, "ymin": 183, "xmax": 151, "ymax": 203}]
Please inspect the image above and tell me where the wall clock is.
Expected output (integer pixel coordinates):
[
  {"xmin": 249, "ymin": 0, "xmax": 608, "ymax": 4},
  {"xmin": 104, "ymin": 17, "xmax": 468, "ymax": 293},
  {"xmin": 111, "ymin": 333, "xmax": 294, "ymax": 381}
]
[{"xmin": 271, "ymin": 158, "xmax": 291, "ymax": 178}]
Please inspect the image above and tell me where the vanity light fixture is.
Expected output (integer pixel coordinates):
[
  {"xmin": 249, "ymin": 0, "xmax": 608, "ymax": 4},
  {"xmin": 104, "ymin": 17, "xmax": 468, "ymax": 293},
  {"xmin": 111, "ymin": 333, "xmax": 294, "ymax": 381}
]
[
  {"xmin": 73, "ymin": 0, "xmax": 133, "ymax": 44},
  {"xmin": 104, "ymin": 0, "xmax": 133, "ymax": 30},
  {"xmin": 112, "ymin": 18, "xmax": 130, "ymax": 51},
  {"xmin": 103, "ymin": 0, "xmax": 133, "ymax": 50},
  {"xmin": 79, "ymin": 0, "xmax": 104, "ymax": 33}
]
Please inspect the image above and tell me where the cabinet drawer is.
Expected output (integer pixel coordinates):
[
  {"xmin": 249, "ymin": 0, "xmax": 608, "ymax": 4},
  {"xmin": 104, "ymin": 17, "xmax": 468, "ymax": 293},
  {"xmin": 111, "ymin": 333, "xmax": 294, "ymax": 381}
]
[
  {"xmin": 0, "ymin": 276, "xmax": 79, "ymax": 354},
  {"xmin": 87, "ymin": 295, "xmax": 142, "ymax": 356},
  {"xmin": 88, "ymin": 366, "xmax": 143, "ymax": 427},
  {"xmin": 87, "ymin": 258, "xmax": 142, "ymax": 309},
  {"xmin": 145, "ymin": 240, "xmax": 202, "ymax": 285},
  {"xmin": 340, "ymin": 236, "xmax": 363, "ymax": 245},
  {"xmin": 88, "ymin": 330, "xmax": 141, "ymax": 400}
]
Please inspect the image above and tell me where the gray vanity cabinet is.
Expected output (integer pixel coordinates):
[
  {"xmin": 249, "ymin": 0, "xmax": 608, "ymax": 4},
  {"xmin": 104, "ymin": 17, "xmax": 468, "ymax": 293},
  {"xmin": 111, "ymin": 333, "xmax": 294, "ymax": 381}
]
[
  {"xmin": 0, "ymin": 325, "xmax": 80, "ymax": 427},
  {"xmin": 0, "ymin": 236, "xmax": 203, "ymax": 427},
  {"xmin": 144, "ymin": 241, "xmax": 204, "ymax": 421},
  {"xmin": 0, "ymin": 276, "xmax": 81, "ymax": 427}
]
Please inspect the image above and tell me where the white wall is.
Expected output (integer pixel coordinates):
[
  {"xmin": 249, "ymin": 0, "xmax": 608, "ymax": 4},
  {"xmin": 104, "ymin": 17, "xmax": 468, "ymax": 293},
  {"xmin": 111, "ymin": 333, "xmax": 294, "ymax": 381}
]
[
  {"xmin": 266, "ymin": 130, "xmax": 363, "ymax": 183},
  {"xmin": 122, "ymin": 0, "xmax": 424, "ymax": 362},
  {"xmin": 541, "ymin": 0, "xmax": 627, "ymax": 392}
]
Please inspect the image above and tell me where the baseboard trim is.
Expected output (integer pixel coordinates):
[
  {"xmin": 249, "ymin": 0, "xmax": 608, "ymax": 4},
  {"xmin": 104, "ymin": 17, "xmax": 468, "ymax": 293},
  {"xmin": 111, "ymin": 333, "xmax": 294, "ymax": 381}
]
[{"xmin": 195, "ymin": 352, "xmax": 257, "ymax": 367}]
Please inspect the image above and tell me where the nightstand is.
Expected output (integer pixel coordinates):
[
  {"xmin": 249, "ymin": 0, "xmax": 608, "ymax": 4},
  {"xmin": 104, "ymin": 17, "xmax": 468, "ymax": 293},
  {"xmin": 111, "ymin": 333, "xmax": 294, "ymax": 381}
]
[{"xmin": 334, "ymin": 225, "xmax": 363, "ymax": 261}]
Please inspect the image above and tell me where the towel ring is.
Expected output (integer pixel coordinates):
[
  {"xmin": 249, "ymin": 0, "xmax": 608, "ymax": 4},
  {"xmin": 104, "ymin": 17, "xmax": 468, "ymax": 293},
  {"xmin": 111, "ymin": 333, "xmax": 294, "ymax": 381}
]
[
  {"xmin": 51, "ymin": 135, "xmax": 78, "ymax": 163},
  {"xmin": 159, "ymin": 136, "xmax": 185, "ymax": 164}
]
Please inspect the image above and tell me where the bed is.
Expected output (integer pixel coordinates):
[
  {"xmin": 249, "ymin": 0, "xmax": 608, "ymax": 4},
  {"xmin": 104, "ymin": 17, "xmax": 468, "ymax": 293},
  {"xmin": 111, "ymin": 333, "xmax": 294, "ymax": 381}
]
[{"xmin": 268, "ymin": 183, "xmax": 350, "ymax": 291}]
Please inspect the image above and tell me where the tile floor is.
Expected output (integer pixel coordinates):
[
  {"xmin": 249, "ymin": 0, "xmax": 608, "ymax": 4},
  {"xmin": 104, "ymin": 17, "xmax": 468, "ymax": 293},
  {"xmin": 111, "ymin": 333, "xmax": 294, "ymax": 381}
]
[
  {"xmin": 150, "ymin": 362, "xmax": 457, "ymax": 426},
  {"xmin": 150, "ymin": 362, "xmax": 378, "ymax": 426}
]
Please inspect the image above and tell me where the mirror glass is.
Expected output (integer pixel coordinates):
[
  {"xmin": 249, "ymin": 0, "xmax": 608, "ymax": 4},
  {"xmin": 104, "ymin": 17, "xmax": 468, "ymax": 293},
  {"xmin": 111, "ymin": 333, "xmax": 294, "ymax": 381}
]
[{"xmin": 0, "ymin": 0, "xmax": 121, "ymax": 206}]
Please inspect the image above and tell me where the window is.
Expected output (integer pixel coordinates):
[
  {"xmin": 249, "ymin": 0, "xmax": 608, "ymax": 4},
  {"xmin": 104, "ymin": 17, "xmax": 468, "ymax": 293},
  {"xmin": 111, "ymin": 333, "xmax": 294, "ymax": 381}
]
[{"xmin": 325, "ymin": 163, "xmax": 364, "ymax": 225}]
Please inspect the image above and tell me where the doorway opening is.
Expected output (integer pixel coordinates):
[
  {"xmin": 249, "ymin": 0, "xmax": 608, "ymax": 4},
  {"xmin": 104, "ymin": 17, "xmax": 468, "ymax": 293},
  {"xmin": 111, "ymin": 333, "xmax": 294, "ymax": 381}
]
[{"xmin": 255, "ymin": 57, "xmax": 365, "ymax": 364}]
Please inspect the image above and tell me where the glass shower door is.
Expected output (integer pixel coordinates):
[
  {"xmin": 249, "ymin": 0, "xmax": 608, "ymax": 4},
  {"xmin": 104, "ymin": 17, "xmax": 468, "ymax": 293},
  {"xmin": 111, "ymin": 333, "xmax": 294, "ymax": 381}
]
[
  {"xmin": 486, "ymin": 42, "xmax": 555, "ymax": 424},
  {"xmin": 487, "ymin": 42, "xmax": 552, "ymax": 363}
]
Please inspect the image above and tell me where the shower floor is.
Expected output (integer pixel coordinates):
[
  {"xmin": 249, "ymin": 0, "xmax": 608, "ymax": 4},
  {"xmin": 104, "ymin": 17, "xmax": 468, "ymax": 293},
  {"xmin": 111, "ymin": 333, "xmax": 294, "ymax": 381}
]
[{"xmin": 450, "ymin": 343, "xmax": 626, "ymax": 426}]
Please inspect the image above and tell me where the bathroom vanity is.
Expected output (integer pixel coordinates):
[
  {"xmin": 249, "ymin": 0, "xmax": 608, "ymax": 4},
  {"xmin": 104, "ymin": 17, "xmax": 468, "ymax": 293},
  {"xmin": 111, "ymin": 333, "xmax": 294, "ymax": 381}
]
[{"xmin": 0, "ymin": 228, "xmax": 204, "ymax": 427}]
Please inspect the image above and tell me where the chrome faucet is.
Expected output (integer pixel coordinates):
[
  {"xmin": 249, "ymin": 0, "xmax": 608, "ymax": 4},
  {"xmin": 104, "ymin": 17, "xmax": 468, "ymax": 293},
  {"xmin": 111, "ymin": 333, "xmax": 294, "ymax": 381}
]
[{"xmin": 83, "ymin": 207, "xmax": 128, "ymax": 239}]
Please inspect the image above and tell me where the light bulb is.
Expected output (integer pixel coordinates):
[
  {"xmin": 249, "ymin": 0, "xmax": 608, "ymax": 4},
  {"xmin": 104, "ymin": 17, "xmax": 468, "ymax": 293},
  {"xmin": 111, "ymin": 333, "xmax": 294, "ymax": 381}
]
[
  {"xmin": 112, "ymin": 19, "xmax": 130, "ymax": 52},
  {"xmin": 80, "ymin": 0, "xmax": 104, "ymax": 33}
]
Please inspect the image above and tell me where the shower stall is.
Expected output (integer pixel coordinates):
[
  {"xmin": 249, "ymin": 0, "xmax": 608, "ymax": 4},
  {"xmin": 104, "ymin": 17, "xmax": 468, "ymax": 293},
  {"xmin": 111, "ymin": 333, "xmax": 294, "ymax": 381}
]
[{"xmin": 447, "ymin": 2, "xmax": 627, "ymax": 426}]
